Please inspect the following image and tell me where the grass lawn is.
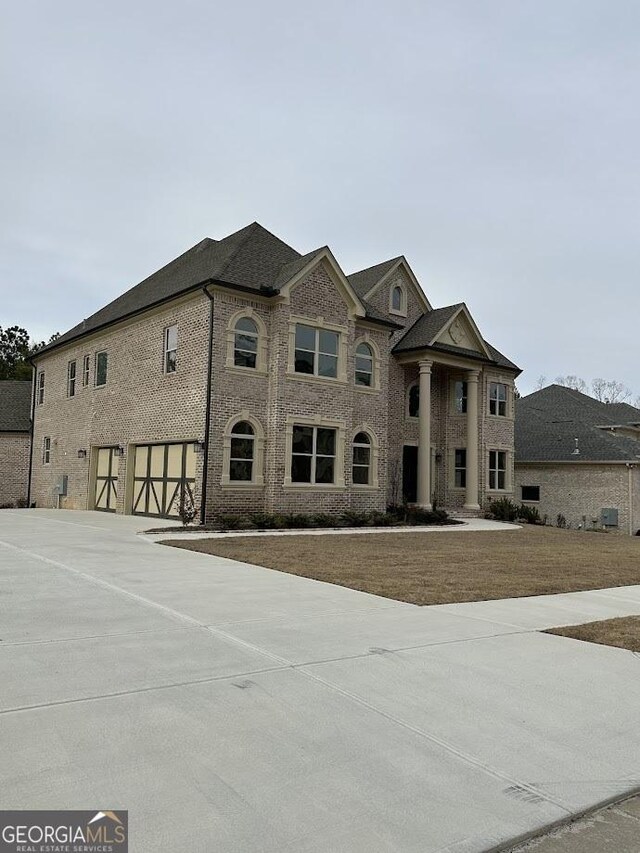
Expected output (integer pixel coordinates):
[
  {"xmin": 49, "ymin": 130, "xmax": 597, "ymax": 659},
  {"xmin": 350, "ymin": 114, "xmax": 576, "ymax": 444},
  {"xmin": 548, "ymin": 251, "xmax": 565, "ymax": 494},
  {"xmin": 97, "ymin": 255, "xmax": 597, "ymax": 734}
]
[
  {"xmin": 547, "ymin": 616, "xmax": 640, "ymax": 653},
  {"xmin": 162, "ymin": 525, "xmax": 640, "ymax": 605}
]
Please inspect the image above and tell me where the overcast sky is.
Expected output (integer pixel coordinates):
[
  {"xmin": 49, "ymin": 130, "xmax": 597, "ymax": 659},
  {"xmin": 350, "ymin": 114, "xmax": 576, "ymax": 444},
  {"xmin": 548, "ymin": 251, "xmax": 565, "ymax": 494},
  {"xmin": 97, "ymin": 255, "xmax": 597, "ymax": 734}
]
[{"xmin": 1, "ymin": 1, "xmax": 638, "ymax": 396}]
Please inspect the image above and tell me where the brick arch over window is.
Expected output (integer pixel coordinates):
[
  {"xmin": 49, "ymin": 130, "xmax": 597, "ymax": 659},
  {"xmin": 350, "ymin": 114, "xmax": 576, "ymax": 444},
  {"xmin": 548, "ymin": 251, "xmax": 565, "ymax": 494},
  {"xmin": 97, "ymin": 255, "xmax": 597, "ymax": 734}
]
[
  {"xmin": 221, "ymin": 411, "xmax": 265, "ymax": 486},
  {"xmin": 351, "ymin": 425, "xmax": 380, "ymax": 489},
  {"xmin": 353, "ymin": 334, "xmax": 381, "ymax": 391},
  {"xmin": 225, "ymin": 308, "xmax": 268, "ymax": 373}
]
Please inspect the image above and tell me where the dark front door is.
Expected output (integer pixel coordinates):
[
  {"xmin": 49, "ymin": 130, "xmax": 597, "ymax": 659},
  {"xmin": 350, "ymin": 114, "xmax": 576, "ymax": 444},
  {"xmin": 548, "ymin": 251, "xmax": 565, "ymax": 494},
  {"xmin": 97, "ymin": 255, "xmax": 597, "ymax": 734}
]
[{"xmin": 402, "ymin": 445, "xmax": 418, "ymax": 504}]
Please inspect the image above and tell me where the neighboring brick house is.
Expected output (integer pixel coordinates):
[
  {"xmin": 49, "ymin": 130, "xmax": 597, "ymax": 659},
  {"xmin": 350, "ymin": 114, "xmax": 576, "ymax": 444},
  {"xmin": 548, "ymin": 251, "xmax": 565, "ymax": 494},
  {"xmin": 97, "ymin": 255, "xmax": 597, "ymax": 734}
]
[
  {"xmin": 0, "ymin": 380, "xmax": 32, "ymax": 507},
  {"xmin": 515, "ymin": 385, "xmax": 640, "ymax": 535},
  {"xmin": 30, "ymin": 222, "xmax": 520, "ymax": 520}
]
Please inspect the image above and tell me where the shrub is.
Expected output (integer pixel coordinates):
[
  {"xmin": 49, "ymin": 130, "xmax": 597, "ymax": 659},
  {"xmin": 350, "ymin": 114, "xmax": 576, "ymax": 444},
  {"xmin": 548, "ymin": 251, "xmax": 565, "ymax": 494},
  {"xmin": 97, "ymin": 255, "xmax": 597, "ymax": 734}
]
[
  {"xmin": 370, "ymin": 511, "xmax": 396, "ymax": 527},
  {"xmin": 518, "ymin": 504, "xmax": 541, "ymax": 525},
  {"xmin": 309, "ymin": 513, "xmax": 339, "ymax": 528},
  {"xmin": 0, "ymin": 502, "xmax": 14, "ymax": 509},
  {"xmin": 340, "ymin": 510, "xmax": 371, "ymax": 527},
  {"xmin": 386, "ymin": 504, "xmax": 408, "ymax": 522},
  {"xmin": 556, "ymin": 513, "xmax": 567, "ymax": 529},
  {"xmin": 15, "ymin": 497, "xmax": 28, "ymax": 508},
  {"xmin": 406, "ymin": 507, "xmax": 449, "ymax": 526},
  {"xmin": 177, "ymin": 490, "xmax": 198, "ymax": 526},
  {"xmin": 281, "ymin": 513, "xmax": 314, "ymax": 528},
  {"xmin": 249, "ymin": 512, "xmax": 282, "ymax": 529},
  {"xmin": 488, "ymin": 498, "xmax": 519, "ymax": 522},
  {"xmin": 217, "ymin": 514, "xmax": 245, "ymax": 530}
]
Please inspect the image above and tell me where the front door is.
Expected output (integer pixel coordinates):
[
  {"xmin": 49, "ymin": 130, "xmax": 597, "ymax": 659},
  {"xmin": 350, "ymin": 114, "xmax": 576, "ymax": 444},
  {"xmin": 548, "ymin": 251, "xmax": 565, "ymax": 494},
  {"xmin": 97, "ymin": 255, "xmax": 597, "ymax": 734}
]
[
  {"xmin": 402, "ymin": 445, "xmax": 418, "ymax": 504},
  {"xmin": 94, "ymin": 447, "xmax": 118, "ymax": 512},
  {"xmin": 132, "ymin": 442, "xmax": 196, "ymax": 518}
]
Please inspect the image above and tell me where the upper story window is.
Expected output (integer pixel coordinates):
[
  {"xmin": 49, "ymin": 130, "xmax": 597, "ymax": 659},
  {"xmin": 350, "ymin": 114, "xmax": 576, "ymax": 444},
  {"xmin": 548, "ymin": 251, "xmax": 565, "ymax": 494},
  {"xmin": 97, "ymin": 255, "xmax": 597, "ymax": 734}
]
[
  {"xmin": 489, "ymin": 382, "xmax": 508, "ymax": 416},
  {"xmin": 67, "ymin": 360, "xmax": 76, "ymax": 397},
  {"xmin": 42, "ymin": 436, "xmax": 51, "ymax": 464},
  {"xmin": 521, "ymin": 485, "xmax": 540, "ymax": 502},
  {"xmin": 454, "ymin": 380, "xmax": 468, "ymax": 413},
  {"xmin": 355, "ymin": 343, "xmax": 373, "ymax": 387},
  {"xmin": 291, "ymin": 425, "xmax": 336, "ymax": 484},
  {"xmin": 36, "ymin": 371, "xmax": 45, "ymax": 405},
  {"xmin": 390, "ymin": 284, "xmax": 407, "ymax": 316},
  {"xmin": 234, "ymin": 318, "xmax": 258, "ymax": 368},
  {"xmin": 489, "ymin": 450, "xmax": 507, "ymax": 490},
  {"xmin": 294, "ymin": 324, "xmax": 338, "ymax": 379},
  {"xmin": 407, "ymin": 382, "xmax": 419, "ymax": 418},
  {"xmin": 164, "ymin": 325, "xmax": 177, "ymax": 373},
  {"xmin": 82, "ymin": 355, "xmax": 90, "ymax": 386},
  {"xmin": 229, "ymin": 421, "xmax": 255, "ymax": 482},
  {"xmin": 95, "ymin": 351, "xmax": 108, "ymax": 387}
]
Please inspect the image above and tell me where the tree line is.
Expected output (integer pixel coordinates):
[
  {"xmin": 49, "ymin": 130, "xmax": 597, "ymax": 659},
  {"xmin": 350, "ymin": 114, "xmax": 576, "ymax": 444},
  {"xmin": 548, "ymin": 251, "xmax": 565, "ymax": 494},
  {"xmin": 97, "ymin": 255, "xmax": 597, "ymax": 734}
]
[
  {"xmin": 0, "ymin": 326, "xmax": 59, "ymax": 381},
  {"xmin": 536, "ymin": 374, "xmax": 640, "ymax": 408}
]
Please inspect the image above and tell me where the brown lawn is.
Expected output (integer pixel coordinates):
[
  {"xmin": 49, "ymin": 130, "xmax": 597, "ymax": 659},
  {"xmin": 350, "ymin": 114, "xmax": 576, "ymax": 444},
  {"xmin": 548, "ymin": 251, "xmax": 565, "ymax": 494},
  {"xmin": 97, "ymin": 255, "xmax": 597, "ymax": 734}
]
[
  {"xmin": 162, "ymin": 525, "xmax": 640, "ymax": 605},
  {"xmin": 547, "ymin": 616, "xmax": 640, "ymax": 653}
]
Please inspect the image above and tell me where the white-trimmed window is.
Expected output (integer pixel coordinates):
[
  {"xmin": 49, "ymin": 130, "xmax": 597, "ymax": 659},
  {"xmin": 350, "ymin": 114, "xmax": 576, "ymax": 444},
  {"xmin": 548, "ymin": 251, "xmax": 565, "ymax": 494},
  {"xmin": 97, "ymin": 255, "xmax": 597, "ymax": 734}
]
[
  {"xmin": 454, "ymin": 448, "xmax": 467, "ymax": 488},
  {"xmin": 352, "ymin": 432, "xmax": 371, "ymax": 485},
  {"xmin": 407, "ymin": 382, "xmax": 419, "ymax": 418},
  {"xmin": 294, "ymin": 324, "xmax": 339, "ymax": 378},
  {"xmin": 355, "ymin": 342, "xmax": 374, "ymax": 387},
  {"xmin": 95, "ymin": 351, "xmax": 108, "ymax": 387},
  {"xmin": 229, "ymin": 421, "xmax": 255, "ymax": 482},
  {"xmin": 454, "ymin": 380, "xmax": 468, "ymax": 413},
  {"xmin": 42, "ymin": 436, "xmax": 51, "ymax": 464},
  {"xmin": 390, "ymin": 284, "xmax": 406, "ymax": 315},
  {"xmin": 489, "ymin": 450, "xmax": 507, "ymax": 490},
  {"xmin": 82, "ymin": 355, "xmax": 90, "ymax": 387},
  {"xmin": 36, "ymin": 371, "xmax": 45, "ymax": 405},
  {"xmin": 233, "ymin": 317, "xmax": 259, "ymax": 368},
  {"xmin": 291, "ymin": 425, "xmax": 336, "ymax": 484},
  {"xmin": 67, "ymin": 360, "xmax": 76, "ymax": 397},
  {"xmin": 489, "ymin": 382, "xmax": 508, "ymax": 416},
  {"xmin": 164, "ymin": 325, "xmax": 177, "ymax": 373}
]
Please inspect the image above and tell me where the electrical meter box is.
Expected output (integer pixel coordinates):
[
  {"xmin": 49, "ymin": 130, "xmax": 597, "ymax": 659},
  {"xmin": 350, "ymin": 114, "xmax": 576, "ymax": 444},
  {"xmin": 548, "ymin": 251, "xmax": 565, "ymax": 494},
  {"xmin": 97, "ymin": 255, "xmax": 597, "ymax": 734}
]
[{"xmin": 53, "ymin": 475, "xmax": 68, "ymax": 496}]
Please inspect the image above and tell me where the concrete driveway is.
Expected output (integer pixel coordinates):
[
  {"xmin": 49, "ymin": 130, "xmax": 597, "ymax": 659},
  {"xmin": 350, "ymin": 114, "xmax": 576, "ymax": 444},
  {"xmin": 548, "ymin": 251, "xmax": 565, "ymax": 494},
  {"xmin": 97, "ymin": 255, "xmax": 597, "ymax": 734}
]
[{"xmin": 1, "ymin": 509, "xmax": 639, "ymax": 852}]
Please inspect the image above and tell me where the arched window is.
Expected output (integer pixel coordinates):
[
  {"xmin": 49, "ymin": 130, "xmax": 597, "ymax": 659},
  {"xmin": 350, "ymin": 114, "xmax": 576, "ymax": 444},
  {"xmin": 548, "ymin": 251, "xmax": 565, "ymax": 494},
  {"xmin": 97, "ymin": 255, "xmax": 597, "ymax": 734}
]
[
  {"xmin": 355, "ymin": 342, "xmax": 373, "ymax": 387},
  {"xmin": 408, "ymin": 383, "xmax": 419, "ymax": 418},
  {"xmin": 391, "ymin": 284, "xmax": 405, "ymax": 314},
  {"xmin": 234, "ymin": 318, "xmax": 259, "ymax": 368},
  {"xmin": 229, "ymin": 421, "xmax": 255, "ymax": 481},
  {"xmin": 352, "ymin": 432, "xmax": 371, "ymax": 485}
]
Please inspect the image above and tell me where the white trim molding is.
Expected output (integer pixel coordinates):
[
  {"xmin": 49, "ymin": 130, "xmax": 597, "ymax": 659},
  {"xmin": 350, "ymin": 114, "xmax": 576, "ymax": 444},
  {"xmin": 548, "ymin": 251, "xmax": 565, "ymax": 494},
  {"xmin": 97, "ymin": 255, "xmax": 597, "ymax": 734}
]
[
  {"xmin": 225, "ymin": 308, "xmax": 268, "ymax": 375},
  {"xmin": 221, "ymin": 411, "xmax": 265, "ymax": 487}
]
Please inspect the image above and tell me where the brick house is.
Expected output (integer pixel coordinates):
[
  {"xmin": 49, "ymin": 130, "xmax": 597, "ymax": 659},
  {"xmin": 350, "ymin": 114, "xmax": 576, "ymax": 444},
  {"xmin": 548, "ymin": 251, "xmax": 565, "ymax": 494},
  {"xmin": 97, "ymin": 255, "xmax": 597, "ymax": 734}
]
[
  {"xmin": 515, "ymin": 385, "xmax": 640, "ymax": 535},
  {"xmin": 0, "ymin": 380, "xmax": 32, "ymax": 507},
  {"xmin": 29, "ymin": 222, "xmax": 520, "ymax": 521}
]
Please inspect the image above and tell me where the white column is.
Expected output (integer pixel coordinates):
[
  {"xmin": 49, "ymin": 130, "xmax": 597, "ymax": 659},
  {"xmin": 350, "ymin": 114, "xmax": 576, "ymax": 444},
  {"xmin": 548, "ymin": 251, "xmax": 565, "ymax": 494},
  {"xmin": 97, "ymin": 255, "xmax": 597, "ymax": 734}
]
[
  {"xmin": 417, "ymin": 360, "xmax": 432, "ymax": 508},
  {"xmin": 464, "ymin": 369, "xmax": 481, "ymax": 510}
]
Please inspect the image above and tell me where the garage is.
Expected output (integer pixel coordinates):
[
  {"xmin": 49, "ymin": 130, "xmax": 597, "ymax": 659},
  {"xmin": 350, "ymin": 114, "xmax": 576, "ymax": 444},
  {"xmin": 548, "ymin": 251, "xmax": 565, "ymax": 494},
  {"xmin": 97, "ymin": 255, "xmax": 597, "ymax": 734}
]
[{"xmin": 132, "ymin": 442, "xmax": 197, "ymax": 518}]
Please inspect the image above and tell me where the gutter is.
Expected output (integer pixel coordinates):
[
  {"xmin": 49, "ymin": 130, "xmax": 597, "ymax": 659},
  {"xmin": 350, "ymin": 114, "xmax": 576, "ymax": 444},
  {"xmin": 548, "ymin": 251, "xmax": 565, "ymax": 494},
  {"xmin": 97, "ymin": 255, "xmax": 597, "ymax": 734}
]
[
  {"xmin": 26, "ymin": 363, "xmax": 37, "ymax": 507},
  {"xmin": 627, "ymin": 463, "xmax": 636, "ymax": 536},
  {"xmin": 200, "ymin": 286, "xmax": 215, "ymax": 525}
]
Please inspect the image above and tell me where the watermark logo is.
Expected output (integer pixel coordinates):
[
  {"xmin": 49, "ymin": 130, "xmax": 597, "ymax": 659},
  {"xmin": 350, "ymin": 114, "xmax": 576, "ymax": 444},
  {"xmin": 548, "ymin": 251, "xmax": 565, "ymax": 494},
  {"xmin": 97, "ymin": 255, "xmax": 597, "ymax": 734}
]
[{"xmin": 0, "ymin": 810, "xmax": 128, "ymax": 852}]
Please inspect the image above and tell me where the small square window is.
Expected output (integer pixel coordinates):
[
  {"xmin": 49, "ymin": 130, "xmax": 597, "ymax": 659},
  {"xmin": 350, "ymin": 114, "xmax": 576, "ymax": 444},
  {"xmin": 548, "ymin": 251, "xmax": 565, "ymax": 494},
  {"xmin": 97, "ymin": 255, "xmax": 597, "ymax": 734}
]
[
  {"xmin": 521, "ymin": 485, "xmax": 540, "ymax": 502},
  {"xmin": 489, "ymin": 382, "xmax": 508, "ymax": 417},
  {"xmin": 294, "ymin": 325, "xmax": 339, "ymax": 379}
]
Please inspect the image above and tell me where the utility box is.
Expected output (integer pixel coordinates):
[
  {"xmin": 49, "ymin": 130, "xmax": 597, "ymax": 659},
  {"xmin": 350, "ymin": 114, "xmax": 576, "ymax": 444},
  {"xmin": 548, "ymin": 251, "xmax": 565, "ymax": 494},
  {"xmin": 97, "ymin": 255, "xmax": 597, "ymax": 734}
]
[
  {"xmin": 53, "ymin": 475, "xmax": 68, "ymax": 496},
  {"xmin": 601, "ymin": 507, "xmax": 619, "ymax": 528}
]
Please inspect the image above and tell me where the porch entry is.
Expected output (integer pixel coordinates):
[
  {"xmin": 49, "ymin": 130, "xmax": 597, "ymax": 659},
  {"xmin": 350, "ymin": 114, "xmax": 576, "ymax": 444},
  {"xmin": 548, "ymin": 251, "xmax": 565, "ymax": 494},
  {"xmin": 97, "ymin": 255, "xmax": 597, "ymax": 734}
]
[
  {"xmin": 132, "ymin": 441, "xmax": 196, "ymax": 518},
  {"xmin": 94, "ymin": 446, "xmax": 119, "ymax": 512},
  {"xmin": 402, "ymin": 445, "xmax": 436, "ymax": 505}
]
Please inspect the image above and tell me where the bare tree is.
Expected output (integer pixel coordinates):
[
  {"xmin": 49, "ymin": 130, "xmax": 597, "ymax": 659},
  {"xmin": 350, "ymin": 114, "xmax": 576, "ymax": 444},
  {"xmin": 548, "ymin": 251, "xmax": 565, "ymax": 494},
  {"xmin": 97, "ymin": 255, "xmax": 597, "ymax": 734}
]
[
  {"xmin": 591, "ymin": 378, "xmax": 632, "ymax": 404},
  {"xmin": 534, "ymin": 375, "xmax": 547, "ymax": 391},
  {"xmin": 555, "ymin": 375, "xmax": 589, "ymax": 394}
]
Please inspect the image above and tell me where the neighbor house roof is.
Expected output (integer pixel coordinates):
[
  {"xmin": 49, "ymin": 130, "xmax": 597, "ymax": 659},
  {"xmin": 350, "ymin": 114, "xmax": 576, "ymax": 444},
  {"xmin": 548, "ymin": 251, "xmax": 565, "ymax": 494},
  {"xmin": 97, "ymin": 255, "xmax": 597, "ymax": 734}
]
[
  {"xmin": 516, "ymin": 384, "xmax": 640, "ymax": 462},
  {"xmin": 37, "ymin": 223, "xmax": 402, "ymax": 357},
  {"xmin": 392, "ymin": 304, "xmax": 520, "ymax": 372},
  {"xmin": 0, "ymin": 381, "xmax": 32, "ymax": 432}
]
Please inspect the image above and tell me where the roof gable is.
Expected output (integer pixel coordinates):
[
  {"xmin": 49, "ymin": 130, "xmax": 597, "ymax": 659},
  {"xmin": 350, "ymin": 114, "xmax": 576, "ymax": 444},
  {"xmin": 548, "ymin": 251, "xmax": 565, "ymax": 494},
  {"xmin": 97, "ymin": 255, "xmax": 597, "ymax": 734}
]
[
  {"xmin": 347, "ymin": 257, "xmax": 431, "ymax": 312},
  {"xmin": 432, "ymin": 305, "xmax": 492, "ymax": 358},
  {"xmin": 278, "ymin": 247, "xmax": 366, "ymax": 318}
]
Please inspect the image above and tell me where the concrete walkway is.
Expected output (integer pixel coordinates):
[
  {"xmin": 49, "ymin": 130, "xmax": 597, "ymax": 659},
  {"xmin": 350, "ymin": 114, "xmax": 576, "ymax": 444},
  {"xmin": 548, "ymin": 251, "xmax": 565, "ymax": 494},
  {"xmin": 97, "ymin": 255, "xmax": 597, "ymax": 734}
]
[
  {"xmin": 1, "ymin": 508, "xmax": 639, "ymax": 852},
  {"xmin": 143, "ymin": 517, "xmax": 519, "ymax": 541}
]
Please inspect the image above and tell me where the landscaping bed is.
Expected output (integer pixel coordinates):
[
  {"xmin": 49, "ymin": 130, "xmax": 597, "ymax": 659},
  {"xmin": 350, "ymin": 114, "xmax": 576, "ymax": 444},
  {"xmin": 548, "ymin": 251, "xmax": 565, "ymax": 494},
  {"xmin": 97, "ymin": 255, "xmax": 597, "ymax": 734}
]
[{"xmin": 162, "ymin": 524, "xmax": 640, "ymax": 605}]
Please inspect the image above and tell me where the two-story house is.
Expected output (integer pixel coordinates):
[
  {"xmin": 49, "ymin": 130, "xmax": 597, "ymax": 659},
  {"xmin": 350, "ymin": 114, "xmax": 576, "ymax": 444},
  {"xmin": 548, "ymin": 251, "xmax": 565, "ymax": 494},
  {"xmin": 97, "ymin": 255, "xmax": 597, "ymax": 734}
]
[{"xmin": 29, "ymin": 222, "xmax": 520, "ymax": 521}]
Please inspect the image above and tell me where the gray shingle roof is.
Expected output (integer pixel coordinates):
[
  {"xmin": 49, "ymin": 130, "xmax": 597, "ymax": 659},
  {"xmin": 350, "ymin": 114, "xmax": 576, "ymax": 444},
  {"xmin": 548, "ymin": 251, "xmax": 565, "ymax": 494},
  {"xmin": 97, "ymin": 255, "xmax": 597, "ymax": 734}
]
[
  {"xmin": 516, "ymin": 385, "xmax": 640, "ymax": 462},
  {"xmin": 392, "ymin": 304, "xmax": 520, "ymax": 372},
  {"xmin": 347, "ymin": 257, "xmax": 402, "ymax": 299},
  {"xmin": 0, "ymin": 381, "xmax": 31, "ymax": 432},
  {"xmin": 38, "ymin": 223, "xmax": 401, "ymax": 357}
]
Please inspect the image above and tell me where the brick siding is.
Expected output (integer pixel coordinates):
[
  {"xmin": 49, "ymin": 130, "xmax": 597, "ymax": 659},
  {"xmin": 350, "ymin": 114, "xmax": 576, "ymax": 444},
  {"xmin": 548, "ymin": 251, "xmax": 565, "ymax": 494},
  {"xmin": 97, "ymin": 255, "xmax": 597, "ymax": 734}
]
[{"xmin": 0, "ymin": 432, "xmax": 30, "ymax": 506}]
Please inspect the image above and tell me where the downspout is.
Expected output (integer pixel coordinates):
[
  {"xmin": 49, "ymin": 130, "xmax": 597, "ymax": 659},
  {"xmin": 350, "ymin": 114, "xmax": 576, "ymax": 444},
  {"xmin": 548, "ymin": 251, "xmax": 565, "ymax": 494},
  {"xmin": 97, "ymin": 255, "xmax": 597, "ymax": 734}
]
[
  {"xmin": 26, "ymin": 360, "xmax": 37, "ymax": 507},
  {"xmin": 628, "ymin": 463, "xmax": 635, "ymax": 536},
  {"xmin": 200, "ymin": 285, "xmax": 215, "ymax": 525}
]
